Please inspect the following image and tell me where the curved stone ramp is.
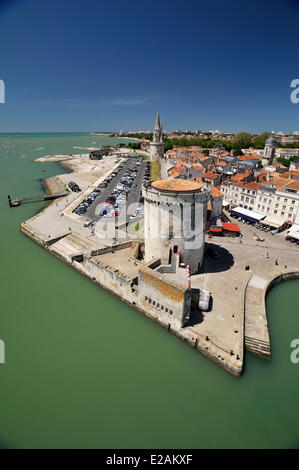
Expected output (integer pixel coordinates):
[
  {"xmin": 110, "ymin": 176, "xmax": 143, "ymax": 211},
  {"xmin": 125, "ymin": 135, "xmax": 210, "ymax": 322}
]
[{"xmin": 245, "ymin": 269, "xmax": 299, "ymax": 358}]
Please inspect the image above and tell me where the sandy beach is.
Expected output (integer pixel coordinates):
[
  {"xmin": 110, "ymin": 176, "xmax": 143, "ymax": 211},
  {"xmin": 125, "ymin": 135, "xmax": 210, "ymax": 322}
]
[{"xmin": 39, "ymin": 152, "xmax": 122, "ymax": 194}]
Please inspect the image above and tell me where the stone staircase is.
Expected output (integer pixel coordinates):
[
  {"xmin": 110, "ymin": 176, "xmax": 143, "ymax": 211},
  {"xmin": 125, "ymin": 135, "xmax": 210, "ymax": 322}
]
[{"xmin": 245, "ymin": 336, "xmax": 271, "ymax": 359}]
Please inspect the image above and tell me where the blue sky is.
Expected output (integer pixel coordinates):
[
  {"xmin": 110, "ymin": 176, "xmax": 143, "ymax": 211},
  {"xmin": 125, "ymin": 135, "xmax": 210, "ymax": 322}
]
[{"xmin": 0, "ymin": 0, "xmax": 299, "ymax": 133}]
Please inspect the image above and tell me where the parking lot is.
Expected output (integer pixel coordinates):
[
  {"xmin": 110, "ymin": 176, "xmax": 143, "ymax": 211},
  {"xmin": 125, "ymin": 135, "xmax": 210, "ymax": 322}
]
[{"xmin": 72, "ymin": 154, "xmax": 150, "ymax": 224}]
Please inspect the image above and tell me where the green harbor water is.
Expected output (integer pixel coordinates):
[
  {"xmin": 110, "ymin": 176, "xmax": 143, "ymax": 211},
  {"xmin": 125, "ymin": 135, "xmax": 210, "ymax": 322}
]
[{"xmin": 0, "ymin": 133, "xmax": 298, "ymax": 449}]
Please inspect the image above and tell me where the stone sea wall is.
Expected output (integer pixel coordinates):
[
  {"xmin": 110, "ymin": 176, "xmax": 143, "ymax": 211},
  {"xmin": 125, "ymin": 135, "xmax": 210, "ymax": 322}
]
[
  {"xmin": 20, "ymin": 223, "xmax": 242, "ymax": 376},
  {"xmin": 245, "ymin": 269, "xmax": 299, "ymax": 358}
]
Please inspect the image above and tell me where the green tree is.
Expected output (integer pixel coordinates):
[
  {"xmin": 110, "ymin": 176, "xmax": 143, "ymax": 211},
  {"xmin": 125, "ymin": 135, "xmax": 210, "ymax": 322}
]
[
  {"xmin": 127, "ymin": 142, "xmax": 141, "ymax": 150},
  {"xmin": 278, "ymin": 142, "xmax": 298, "ymax": 149},
  {"xmin": 277, "ymin": 155, "xmax": 298, "ymax": 167},
  {"xmin": 164, "ymin": 140, "xmax": 174, "ymax": 152},
  {"xmin": 163, "ymin": 137, "xmax": 233, "ymax": 152},
  {"xmin": 233, "ymin": 148, "xmax": 243, "ymax": 157},
  {"xmin": 277, "ymin": 157, "xmax": 290, "ymax": 167},
  {"xmin": 232, "ymin": 133, "xmax": 253, "ymax": 153},
  {"xmin": 253, "ymin": 132, "xmax": 270, "ymax": 149},
  {"xmin": 120, "ymin": 132, "xmax": 152, "ymax": 140}
]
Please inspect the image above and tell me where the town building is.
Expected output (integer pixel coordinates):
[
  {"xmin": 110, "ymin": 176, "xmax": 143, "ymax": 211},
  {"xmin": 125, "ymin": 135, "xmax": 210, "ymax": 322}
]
[
  {"xmin": 220, "ymin": 179, "xmax": 259, "ymax": 212},
  {"xmin": 275, "ymin": 147, "xmax": 299, "ymax": 159},
  {"xmin": 140, "ymin": 139, "xmax": 151, "ymax": 152},
  {"xmin": 221, "ymin": 172, "xmax": 299, "ymax": 226},
  {"xmin": 290, "ymin": 159, "xmax": 299, "ymax": 170}
]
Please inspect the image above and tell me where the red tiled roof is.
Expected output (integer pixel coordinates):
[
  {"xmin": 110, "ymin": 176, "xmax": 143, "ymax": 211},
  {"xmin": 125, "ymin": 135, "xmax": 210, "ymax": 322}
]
[
  {"xmin": 152, "ymin": 179, "xmax": 202, "ymax": 192},
  {"xmin": 191, "ymin": 164, "xmax": 203, "ymax": 170},
  {"xmin": 211, "ymin": 186, "xmax": 224, "ymax": 198},
  {"xmin": 280, "ymin": 170, "xmax": 299, "ymax": 179},
  {"xmin": 203, "ymin": 172, "xmax": 219, "ymax": 179},
  {"xmin": 233, "ymin": 181, "xmax": 260, "ymax": 190}
]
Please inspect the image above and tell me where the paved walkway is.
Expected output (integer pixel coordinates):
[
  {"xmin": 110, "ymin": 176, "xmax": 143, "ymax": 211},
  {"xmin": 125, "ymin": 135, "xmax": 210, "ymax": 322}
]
[{"xmin": 190, "ymin": 223, "xmax": 299, "ymax": 368}]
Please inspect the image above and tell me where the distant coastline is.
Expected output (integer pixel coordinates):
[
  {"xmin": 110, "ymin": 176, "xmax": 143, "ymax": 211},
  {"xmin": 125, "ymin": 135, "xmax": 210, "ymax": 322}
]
[
  {"xmin": 91, "ymin": 132, "xmax": 111, "ymax": 136},
  {"xmin": 91, "ymin": 132, "xmax": 141, "ymax": 141}
]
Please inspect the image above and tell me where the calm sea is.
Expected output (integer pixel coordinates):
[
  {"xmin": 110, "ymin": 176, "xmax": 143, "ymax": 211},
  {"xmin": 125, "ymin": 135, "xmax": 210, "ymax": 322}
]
[{"xmin": 0, "ymin": 133, "xmax": 298, "ymax": 449}]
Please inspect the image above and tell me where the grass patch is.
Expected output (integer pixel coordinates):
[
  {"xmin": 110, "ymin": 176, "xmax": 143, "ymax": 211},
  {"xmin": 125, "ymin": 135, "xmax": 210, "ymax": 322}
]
[
  {"xmin": 150, "ymin": 161, "xmax": 159, "ymax": 180},
  {"xmin": 138, "ymin": 152, "xmax": 151, "ymax": 158}
]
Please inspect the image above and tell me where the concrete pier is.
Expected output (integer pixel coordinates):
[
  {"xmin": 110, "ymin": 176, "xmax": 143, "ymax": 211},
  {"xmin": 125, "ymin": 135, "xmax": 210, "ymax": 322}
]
[{"xmin": 245, "ymin": 270, "xmax": 299, "ymax": 358}]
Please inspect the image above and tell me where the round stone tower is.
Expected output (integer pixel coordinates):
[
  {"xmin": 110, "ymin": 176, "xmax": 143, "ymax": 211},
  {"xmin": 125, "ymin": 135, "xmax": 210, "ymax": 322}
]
[{"xmin": 142, "ymin": 179, "xmax": 210, "ymax": 274}]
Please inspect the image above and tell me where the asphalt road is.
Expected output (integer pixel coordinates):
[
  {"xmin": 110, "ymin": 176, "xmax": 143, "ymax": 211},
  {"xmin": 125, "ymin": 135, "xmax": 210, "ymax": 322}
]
[{"xmin": 86, "ymin": 155, "xmax": 147, "ymax": 221}]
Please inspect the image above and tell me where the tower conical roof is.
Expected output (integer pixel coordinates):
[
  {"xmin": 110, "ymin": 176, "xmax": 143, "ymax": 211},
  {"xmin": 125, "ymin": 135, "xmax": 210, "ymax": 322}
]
[{"xmin": 155, "ymin": 112, "xmax": 161, "ymax": 130}]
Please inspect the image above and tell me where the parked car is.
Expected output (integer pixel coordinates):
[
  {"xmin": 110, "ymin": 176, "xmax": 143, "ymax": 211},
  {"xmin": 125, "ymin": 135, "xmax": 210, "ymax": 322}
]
[{"xmin": 198, "ymin": 290, "xmax": 210, "ymax": 311}]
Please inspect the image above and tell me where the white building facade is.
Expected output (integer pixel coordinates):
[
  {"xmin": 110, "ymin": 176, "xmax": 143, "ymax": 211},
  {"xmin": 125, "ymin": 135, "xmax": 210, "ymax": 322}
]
[{"xmin": 221, "ymin": 179, "xmax": 299, "ymax": 224}]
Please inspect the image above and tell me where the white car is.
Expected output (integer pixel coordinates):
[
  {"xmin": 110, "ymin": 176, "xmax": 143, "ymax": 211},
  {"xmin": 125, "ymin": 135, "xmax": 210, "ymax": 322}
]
[{"xmin": 198, "ymin": 290, "xmax": 210, "ymax": 311}]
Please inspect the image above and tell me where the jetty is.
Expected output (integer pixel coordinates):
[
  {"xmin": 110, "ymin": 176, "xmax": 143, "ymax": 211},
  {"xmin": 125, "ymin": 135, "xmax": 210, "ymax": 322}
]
[{"xmin": 8, "ymin": 192, "xmax": 68, "ymax": 207}]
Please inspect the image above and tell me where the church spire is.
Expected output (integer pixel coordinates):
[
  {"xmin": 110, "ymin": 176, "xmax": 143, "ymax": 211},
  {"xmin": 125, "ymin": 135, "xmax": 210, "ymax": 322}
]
[{"xmin": 155, "ymin": 111, "xmax": 161, "ymax": 131}]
